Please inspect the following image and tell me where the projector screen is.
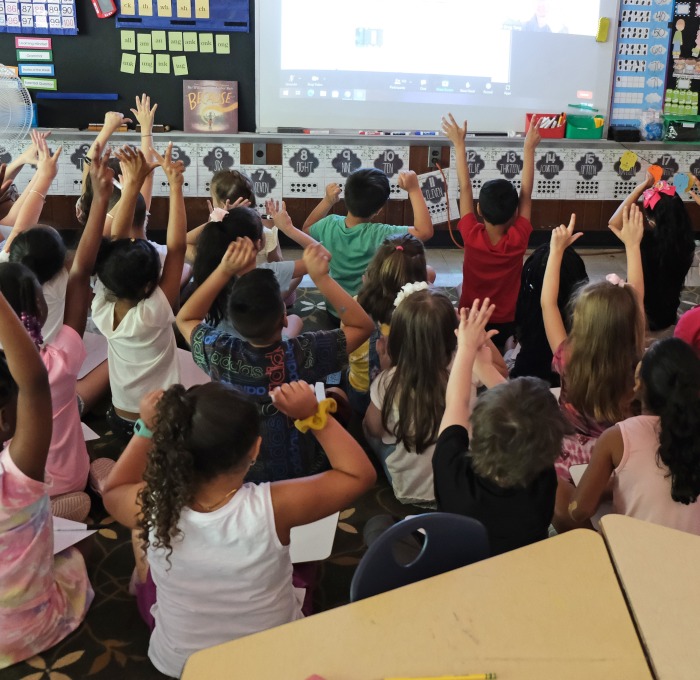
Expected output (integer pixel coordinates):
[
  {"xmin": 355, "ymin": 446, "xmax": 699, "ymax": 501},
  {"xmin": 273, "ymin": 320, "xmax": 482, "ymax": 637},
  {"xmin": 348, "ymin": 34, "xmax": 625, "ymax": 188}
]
[{"xmin": 256, "ymin": 0, "xmax": 619, "ymax": 133}]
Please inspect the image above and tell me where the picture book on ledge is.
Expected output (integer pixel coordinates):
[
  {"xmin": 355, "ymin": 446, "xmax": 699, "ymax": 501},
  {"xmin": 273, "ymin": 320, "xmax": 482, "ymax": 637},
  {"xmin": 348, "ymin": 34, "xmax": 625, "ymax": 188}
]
[{"xmin": 183, "ymin": 80, "xmax": 238, "ymax": 134}]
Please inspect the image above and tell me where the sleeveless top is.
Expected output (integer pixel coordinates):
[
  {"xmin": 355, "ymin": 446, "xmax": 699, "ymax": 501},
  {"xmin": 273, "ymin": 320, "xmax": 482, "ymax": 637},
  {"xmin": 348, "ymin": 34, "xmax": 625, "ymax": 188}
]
[{"xmin": 147, "ymin": 482, "xmax": 304, "ymax": 677}]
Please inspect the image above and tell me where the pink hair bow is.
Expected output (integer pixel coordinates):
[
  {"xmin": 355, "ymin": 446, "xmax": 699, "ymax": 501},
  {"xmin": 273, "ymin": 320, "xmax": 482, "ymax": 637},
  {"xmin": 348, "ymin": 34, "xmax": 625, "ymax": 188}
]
[
  {"xmin": 642, "ymin": 181, "xmax": 676, "ymax": 210},
  {"xmin": 606, "ymin": 273, "xmax": 625, "ymax": 287}
]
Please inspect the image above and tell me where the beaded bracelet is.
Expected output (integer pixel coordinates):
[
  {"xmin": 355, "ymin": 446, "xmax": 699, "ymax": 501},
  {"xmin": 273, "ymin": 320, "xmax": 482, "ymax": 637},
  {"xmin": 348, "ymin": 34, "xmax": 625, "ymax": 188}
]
[{"xmin": 294, "ymin": 398, "xmax": 337, "ymax": 433}]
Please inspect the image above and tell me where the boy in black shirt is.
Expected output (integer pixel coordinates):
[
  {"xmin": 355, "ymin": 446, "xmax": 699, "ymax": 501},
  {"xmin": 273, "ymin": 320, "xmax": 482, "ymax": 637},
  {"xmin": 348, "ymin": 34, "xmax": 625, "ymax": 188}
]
[{"xmin": 433, "ymin": 299, "xmax": 572, "ymax": 555}]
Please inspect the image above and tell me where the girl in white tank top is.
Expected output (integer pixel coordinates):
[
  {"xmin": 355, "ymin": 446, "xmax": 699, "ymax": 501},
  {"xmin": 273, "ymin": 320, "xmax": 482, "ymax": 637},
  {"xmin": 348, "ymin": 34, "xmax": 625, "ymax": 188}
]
[{"xmin": 102, "ymin": 380, "xmax": 376, "ymax": 678}]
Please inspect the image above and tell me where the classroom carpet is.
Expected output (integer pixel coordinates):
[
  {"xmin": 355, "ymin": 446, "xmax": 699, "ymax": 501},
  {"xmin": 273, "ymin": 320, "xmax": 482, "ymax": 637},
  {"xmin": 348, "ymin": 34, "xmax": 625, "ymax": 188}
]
[{"xmin": 4, "ymin": 284, "xmax": 699, "ymax": 680}]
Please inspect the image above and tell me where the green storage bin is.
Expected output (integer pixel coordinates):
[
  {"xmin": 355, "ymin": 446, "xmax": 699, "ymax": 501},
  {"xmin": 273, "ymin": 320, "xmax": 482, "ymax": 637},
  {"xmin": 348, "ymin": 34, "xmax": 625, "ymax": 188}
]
[
  {"xmin": 565, "ymin": 114, "xmax": 605, "ymax": 139},
  {"xmin": 663, "ymin": 115, "xmax": 700, "ymax": 142}
]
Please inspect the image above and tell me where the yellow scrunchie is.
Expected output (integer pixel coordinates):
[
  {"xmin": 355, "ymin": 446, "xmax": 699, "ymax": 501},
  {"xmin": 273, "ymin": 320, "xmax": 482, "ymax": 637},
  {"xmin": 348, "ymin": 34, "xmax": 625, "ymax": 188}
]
[{"xmin": 294, "ymin": 398, "xmax": 337, "ymax": 433}]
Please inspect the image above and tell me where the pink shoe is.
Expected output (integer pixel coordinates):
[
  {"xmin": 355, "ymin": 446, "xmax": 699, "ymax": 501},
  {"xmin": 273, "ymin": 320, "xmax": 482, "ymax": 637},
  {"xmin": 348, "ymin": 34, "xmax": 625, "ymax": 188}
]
[
  {"xmin": 51, "ymin": 492, "xmax": 91, "ymax": 522},
  {"xmin": 89, "ymin": 457, "xmax": 116, "ymax": 496}
]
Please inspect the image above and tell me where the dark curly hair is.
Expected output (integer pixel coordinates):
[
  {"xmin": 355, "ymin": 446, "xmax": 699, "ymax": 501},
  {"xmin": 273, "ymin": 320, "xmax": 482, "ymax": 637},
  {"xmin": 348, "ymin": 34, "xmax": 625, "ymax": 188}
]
[
  {"xmin": 640, "ymin": 337, "xmax": 700, "ymax": 504},
  {"xmin": 138, "ymin": 382, "xmax": 260, "ymax": 561},
  {"xmin": 9, "ymin": 226, "xmax": 67, "ymax": 284},
  {"xmin": 96, "ymin": 238, "xmax": 161, "ymax": 301},
  {"xmin": 356, "ymin": 234, "xmax": 428, "ymax": 325}
]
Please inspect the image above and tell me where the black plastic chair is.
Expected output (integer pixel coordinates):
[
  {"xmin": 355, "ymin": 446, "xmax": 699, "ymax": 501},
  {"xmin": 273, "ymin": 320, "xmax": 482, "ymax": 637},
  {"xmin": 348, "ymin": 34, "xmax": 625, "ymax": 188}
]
[{"xmin": 350, "ymin": 513, "xmax": 490, "ymax": 602}]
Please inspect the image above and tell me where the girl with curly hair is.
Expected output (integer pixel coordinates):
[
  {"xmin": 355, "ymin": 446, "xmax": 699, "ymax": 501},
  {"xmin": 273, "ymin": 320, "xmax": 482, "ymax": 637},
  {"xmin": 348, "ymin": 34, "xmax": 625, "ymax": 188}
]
[
  {"xmin": 102, "ymin": 381, "xmax": 375, "ymax": 678},
  {"xmin": 569, "ymin": 337, "xmax": 700, "ymax": 532}
]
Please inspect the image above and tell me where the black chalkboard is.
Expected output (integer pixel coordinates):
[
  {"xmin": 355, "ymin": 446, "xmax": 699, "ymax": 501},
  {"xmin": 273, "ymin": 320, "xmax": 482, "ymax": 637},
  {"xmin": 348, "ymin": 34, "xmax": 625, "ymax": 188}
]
[{"xmin": 0, "ymin": 1, "xmax": 255, "ymax": 131}]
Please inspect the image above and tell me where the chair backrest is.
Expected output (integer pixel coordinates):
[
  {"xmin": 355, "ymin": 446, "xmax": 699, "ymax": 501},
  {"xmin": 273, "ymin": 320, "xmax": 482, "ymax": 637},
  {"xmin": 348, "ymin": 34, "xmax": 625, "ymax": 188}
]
[{"xmin": 350, "ymin": 513, "xmax": 490, "ymax": 602}]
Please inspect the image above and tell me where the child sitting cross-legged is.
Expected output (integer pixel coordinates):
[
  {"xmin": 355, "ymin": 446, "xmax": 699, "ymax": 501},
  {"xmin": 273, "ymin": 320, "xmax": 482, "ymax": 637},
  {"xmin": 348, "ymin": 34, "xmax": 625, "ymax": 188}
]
[
  {"xmin": 433, "ymin": 299, "xmax": 572, "ymax": 555},
  {"xmin": 177, "ymin": 239, "xmax": 374, "ymax": 482}
]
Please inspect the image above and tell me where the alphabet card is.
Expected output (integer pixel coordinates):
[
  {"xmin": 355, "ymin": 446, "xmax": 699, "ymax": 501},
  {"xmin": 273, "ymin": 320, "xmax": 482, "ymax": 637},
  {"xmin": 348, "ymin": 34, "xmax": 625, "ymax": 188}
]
[
  {"xmin": 194, "ymin": 142, "xmax": 240, "ymax": 195},
  {"xmin": 240, "ymin": 165, "xmax": 284, "ymax": 213},
  {"xmin": 417, "ymin": 170, "xmax": 458, "ymax": 225},
  {"xmin": 283, "ymin": 145, "xmax": 326, "ymax": 198},
  {"xmin": 323, "ymin": 146, "xmax": 374, "ymax": 197},
  {"xmin": 151, "ymin": 142, "xmax": 197, "ymax": 196},
  {"xmin": 367, "ymin": 145, "xmax": 409, "ymax": 199}
]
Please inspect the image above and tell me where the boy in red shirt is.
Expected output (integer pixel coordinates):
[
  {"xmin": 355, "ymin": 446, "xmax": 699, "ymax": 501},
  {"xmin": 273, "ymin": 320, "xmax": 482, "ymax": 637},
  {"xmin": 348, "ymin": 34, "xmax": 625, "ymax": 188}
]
[{"xmin": 442, "ymin": 114, "xmax": 542, "ymax": 351}]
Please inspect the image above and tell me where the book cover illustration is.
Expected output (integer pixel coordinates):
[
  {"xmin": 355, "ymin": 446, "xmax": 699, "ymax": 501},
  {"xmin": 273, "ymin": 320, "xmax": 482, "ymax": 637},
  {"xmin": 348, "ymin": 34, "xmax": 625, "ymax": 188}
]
[{"xmin": 183, "ymin": 80, "xmax": 238, "ymax": 133}]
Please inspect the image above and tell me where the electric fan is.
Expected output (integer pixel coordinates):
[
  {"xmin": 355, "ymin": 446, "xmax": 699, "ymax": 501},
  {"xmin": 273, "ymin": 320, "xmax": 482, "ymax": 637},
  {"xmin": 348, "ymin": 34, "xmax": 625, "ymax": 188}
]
[{"xmin": 0, "ymin": 64, "xmax": 33, "ymax": 154}]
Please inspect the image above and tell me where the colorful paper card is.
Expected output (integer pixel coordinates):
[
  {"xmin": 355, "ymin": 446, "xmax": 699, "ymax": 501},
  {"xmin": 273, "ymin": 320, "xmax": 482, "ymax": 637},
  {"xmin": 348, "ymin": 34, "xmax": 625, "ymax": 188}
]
[
  {"xmin": 168, "ymin": 31, "xmax": 184, "ymax": 51},
  {"xmin": 21, "ymin": 77, "xmax": 57, "ymax": 90},
  {"xmin": 156, "ymin": 54, "xmax": 171, "ymax": 74},
  {"xmin": 183, "ymin": 33, "xmax": 198, "ymax": 51},
  {"xmin": 172, "ymin": 55, "xmax": 189, "ymax": 76},
  {"xmin": 120, "ymin": 0, "xmax": 136, "ymax": 15},
  {"xmin": 121, "ymin": 53, "xmax": 137, "ymax": 74},
  {"xmin": 16, "ymin": 50, "xmax": 53, "ymax": 61},
  {"xmin": 152, "ymin": 30, "xmax": 167, "ymax": 50},
  {"xmin": 137, "ymin": 33, "xmax": 152, "ymax": 53},
  {"xmin": 18, "ymin": 63, "xmax": 55, "ymax": 76},
  {"xmin": 156, "ymin": 0, "xmax": 172, "ymax": 17},
  {"xmin": 199, "ymin": 33, "xmax": 214, "ymax": 52},
  {"xmin": 121, "ymin": 30, "xmax": 136, "ymax": 51},
  {"xmin": 194, "ymin": 0, "xmax": 209, "ymax": 19},
  {"xmin": 215, "ymin": 34, "xmax": 230, "ymax": 54},
  {"xmin": 138, "ymin": 0, "xmax": 153, "ymax": 16},
  {"xmin": 177, "ymin": 0, "xmax": 191, "ymax": 18},
  {"xmin": 140, "ymin": 54, "xmax": 155, "ymax": 73},
  {"xmin": 15, "ymin": 37, "xmax": 52, "ymax": 49}
]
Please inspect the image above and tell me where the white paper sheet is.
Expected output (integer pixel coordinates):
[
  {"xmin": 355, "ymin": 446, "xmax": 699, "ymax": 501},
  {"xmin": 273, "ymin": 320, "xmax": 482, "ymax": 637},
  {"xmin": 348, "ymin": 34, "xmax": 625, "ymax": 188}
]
[{"xmin": 53, "ymin": 516, "xmax": 97, "ymax": 554}]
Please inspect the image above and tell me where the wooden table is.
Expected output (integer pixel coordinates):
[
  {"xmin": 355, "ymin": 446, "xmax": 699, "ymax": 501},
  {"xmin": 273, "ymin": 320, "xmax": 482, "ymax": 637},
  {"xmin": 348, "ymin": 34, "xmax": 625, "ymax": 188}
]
[
  {"xmin": 182, "ymin": 529, "xmax": 652, "ymax": 680},
  {"xmin": 601, "ymin": 515, "xmax": 700, "ymax": 680}
]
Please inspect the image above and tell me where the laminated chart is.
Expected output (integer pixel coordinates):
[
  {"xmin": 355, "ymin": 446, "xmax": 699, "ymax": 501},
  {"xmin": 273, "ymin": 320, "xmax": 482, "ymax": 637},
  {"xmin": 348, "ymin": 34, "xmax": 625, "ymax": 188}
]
[
  {"xmin": 0, "ymin": 0, "xmax": 78, "ymax": 35},
  {"xmin": 116, "ymin": 0, "xmax": 249, "ymax": 33}
]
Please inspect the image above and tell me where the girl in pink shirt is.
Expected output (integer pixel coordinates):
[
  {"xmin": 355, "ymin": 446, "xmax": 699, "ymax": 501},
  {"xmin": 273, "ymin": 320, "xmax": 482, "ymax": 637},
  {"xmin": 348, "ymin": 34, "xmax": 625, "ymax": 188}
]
[
  {"xmin": 570, "ymin": 338, "xmax": 700, "ymax": 533},
  {"xmin": 0, "ymin": 142, "xmax": 114, "ymax": 521},
  {"xmin": 0, "ymin": 284, "xmax": 93, "ymax": 669}
]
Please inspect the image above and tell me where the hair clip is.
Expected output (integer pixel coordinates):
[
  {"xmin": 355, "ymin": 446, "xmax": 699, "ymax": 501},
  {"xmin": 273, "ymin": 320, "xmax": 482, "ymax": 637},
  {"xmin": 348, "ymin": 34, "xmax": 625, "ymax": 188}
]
[
  {"xmin": 605, "ymin": 273, "xmax": 626, "ymax": 288},
  {"xmin": 642, "ymin": 181, "xmax": 676, "ymax": 210},
  {"xmin": 395, "ymin": 245, "xmax": 404, "ymax": 251},
  {"xmin": 393, "ymin": 281, "xmax": 429, "ymax": 308}
]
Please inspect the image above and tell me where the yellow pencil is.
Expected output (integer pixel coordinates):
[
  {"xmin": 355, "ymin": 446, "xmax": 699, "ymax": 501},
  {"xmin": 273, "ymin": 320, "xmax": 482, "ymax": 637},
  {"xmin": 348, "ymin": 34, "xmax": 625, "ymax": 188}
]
[{"xmin": 384, "ymin": 674, "xmax": 496, "ymax": 680}]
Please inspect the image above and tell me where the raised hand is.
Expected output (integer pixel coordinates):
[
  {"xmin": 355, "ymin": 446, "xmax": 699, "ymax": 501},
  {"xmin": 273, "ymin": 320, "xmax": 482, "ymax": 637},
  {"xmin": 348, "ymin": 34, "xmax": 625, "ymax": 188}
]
[
  {"xmin": 16, "ymin": 130, "xmax": 51, "ymax": 166},
  {"xmin": 270, "ymin": 381, "xmax": 318, "ymax": 420},
  {"xmin": 151, "ymin": 142, "xmax": 185, "ymax": 188},
  {"xmin": 456, "ymin": 298, "xmax": 497, "ymax": 353},
  {"xmin": 140, "ymin": 389, "xmax": 164, "ymax": 430},
  {"xmin": 88, "ymin": 142, "xmax": 114, "ymax": 200},
  {"xmin": 303, "ymin": 242, "xmax": 332, "ymax": 281},
  {"xmin": 549, "ymin": 214, "xmax": 582, "ymax": 254},
  {"xmin": 324, "ymin": 183, "xmax": 341, "ymax": 205},
  {"xmin": 35, "ymin": 135, "xmax": 62, "ymax": 179},
  {"xmin": 441, "ymin": 113, "xmax": 467, "ymax": 146},
  {"xmin": 266, "ymin": 198, "xmax": 294, "ymax": 232},
  {"xmin": 218, "ymin": 237, "xmax": 256, "ymax": 277},
  {"xmin": 115, "ymin": 145, "xmax": 159, "ymax": 187},
  {"xmin": 524, "ymin": 115, "xmax": 543, "ymax": 151},
  {"xmin": 397, "ymin": 170, "xmax": 419, "ymax": 192},
  {"xmin": 610, "ymin": 203, "xmax": 644, "ymax": 248},
  {"xmin": 130, "ymin": 93, "xmax": 158, "ymax": 133},
  {"xmin": 104, "ymin": 111, "xmax": 132, "ymax": 131}
]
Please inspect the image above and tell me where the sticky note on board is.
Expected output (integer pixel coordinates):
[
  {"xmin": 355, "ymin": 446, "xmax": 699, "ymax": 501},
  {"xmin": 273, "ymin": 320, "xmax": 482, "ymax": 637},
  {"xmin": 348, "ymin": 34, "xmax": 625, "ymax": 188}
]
[
  {"xmin": 183, "ymin": 32, "xmax": 198, "ymax": 51},
  {"xmin": 671, "ymin": 172, "xmax": 692, "ymax": 193},
  {"xmin": 215, "ymin": 34, "xmax": 230, "ymax": 54},
  {"xmin": 648, "ymin": 165, "xmax": 664, "ymax": 183},
  {"xmin": 619, "ymin": 151, "xmax": 638, "ymax": 172},
  {"xmin": 156, "ymin": 53, "xmax": 171, "ymax": 74},
  {"xmin": 139, "ymin": 0, "xmax": 153, "ymax": 16},
  {"xmin": 152, "ymin": 30, "xmax": 167, "ymax": 50},
  {"xmin": 121, "ymin": 53, "xmax": 137, "ymax": 74},
  {"xmin": 177, "ymin": 0, "xmax": 191, "ymax": 17},
  {"xmin": 172, "ymin": 55, "xmax": 189, "ymax": 75},
  {"xmin": 137, "ymin": 33, "xmax": 152, "ymax": 53},
  {"xmin": 120, "ymin": 30, "xmax": 136, "ymax": 51},
  {"xmin": 168, "ymin": 31, "xmax": 183, "ymax": 51},
  {"xmin": 156, "ymin": 0, "xmax": 172, "ymax": 17},
  {"xmin": 199, "ymin": 33, "xmax": 214, "ymax": 52},
  {"xmin": 195, "ymin": 0, "xmax": 209, "ymax": 19},
  {"xmin": 121, "ymin": 0, "xmax": 136, "ymax": 14},
  {"xmin": 140, "ymin": 53, "xmax": 155, "ymax": 73}
]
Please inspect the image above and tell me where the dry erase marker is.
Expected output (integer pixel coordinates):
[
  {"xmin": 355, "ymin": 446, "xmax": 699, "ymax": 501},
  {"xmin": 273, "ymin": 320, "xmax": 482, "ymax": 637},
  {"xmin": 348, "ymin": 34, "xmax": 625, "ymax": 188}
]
[
  {"xmin": 384, "ymin": 674, "xmax": 497, "ymax": 680},
  {"xmin": 386, "ymin": 131, "xmax": 409, "ymax": 135},
  {"xmin": 359, "ymin": 130, "xmax": 382, "ymax": 135},
  {"xmin": 413, "ymin": 131, "xmax": 438, "ymax": 136}
]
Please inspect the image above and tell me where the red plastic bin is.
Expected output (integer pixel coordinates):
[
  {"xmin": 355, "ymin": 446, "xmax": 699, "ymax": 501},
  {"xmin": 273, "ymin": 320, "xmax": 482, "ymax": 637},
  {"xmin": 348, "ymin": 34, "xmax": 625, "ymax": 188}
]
[{"xmin": 525, "ymin": 113, "xmax": 565, "ymax": 138}]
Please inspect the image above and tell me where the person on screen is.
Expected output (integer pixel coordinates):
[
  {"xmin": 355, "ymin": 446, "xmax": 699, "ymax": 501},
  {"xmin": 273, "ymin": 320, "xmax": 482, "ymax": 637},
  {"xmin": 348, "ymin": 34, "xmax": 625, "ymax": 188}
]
[{"xmin": 521, "ymin": 1, "xmax": 568, "ymax": 34}]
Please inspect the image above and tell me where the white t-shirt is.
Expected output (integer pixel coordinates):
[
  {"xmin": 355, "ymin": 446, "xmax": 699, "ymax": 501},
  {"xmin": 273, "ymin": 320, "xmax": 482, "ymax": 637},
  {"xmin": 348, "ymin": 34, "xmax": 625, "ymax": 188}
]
[
  {"xmin": 91, "ymin": 281, "xmax": 180, "ymax": 413},
  {"xmin": 147, "ymin": 482, "xmax": 304, "ymax": 678},
  {"xmin": 370, "ymin": 368, "xmax": 438, "ymax": 506},
  {"xmin": 256, "ymin": 226, "xmax": 279, "ymax": 265}
]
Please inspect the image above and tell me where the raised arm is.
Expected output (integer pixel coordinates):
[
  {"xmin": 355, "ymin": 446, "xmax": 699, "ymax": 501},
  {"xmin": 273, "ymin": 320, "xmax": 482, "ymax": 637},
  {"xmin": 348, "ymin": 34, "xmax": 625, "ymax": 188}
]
[
  {"xmin": 568, "ymin": 425, "xmax": 622, "ymax": 523},
  {"xmin": 609, "ymin": 171, "xmax": 653, "ymax": 232},
  {"xmin": 304, "ymin": 243, "xmax": 374, "ymax": 353},
  {"xmin": 176, "ymin": 237, "xmax": 257, "ymax": 343},
  {"xmin": 0, "ymin": 130, "xmax": 50, "ymax": 208},
  {"xmin": 81, "ymin": 111, "xmax": 132, "ymax": 193},
  {"xmin": 302, "ymin": 183, "xmax": 341, "ymax": 232},
  {"xmin": 541, "ymin": 215, "xmax": 582, "ymax": 354},
  {"xmin": 3, "ymin": 136, "xmax": 61, "ymax": 253},
  {"xmin": 153, "ymin": 143, "xmax": 187, "ymax": 308},
  {"xmin": 439, "ymin": 300, "xmax": 497, "ymax": 434},
  {"xmin": 441, "ymin": 113, "xmax": 474, "ymax": 216},
  {"xmin": 608, "ymin": 203, "xmax": 645, "ymax": 308},
  {"xmin": 270, "ymin": 382, "xmax": 376, "ymax": 542},
  {"xmin": 64, "ymin": 143, "xmax": 113, "ymax": 337},
  {"xmin": 110, "ymin": 145, "xmax": 159, "ymax": 241},
  {"xmin": 0, "ymin": 290, "xmax": 52, "ymax": 482},
  {"xmin": 130, "ymin": 93, "xmax": 158, "ymax": 212},
  {"xmin": 520, "ymin": 116, "xmax": 542, "ymax": 222},
  {"xmin": 267, "ymin": 199, "xmax": 319, "ymax": 250},
  {"xmin": 399, "ymin": 171, "xmax": 434, "ymax": 242}
]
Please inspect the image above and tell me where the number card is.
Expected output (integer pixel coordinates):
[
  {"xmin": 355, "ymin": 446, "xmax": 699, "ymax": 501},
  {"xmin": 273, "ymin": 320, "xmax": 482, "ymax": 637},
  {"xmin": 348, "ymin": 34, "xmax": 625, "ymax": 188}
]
[
  {"xmin": 1, "ymin": 0, "xmax": 77, "ymax": 34},
  {"xmin": 283, "ymin": 145, "xmax": 326, "ymax": 198},
  {"xmin": 418, "ymin": 170, "xmax": 458, "ymax": 226},
  {"xmin": 196, "ymin": 143, "xmax": 240, "ymax": 195},
  {"xmin": 240, "ymin": 165, "xmax": 283, "ymax": 213},
  {"xmin": 323, "ymin": 146, "xmax": 373, "ymax": 198},
  {"xmin": 368, "ymin": 146, "xmax": 410, "ymax": 199}
]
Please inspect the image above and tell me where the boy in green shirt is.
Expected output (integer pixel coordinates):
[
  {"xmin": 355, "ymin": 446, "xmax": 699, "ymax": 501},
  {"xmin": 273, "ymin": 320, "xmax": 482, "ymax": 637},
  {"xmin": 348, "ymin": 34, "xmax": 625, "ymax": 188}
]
[{"xmin": 302, "ymin": 168, "xmax": 434, "ymax": 317}]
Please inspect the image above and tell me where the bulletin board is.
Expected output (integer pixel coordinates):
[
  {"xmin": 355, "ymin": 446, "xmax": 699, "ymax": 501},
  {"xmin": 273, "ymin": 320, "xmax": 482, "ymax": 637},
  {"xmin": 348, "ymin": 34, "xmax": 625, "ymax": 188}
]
[
  {"xmin": 664, "ymin": 1, "xmax": 700, "ymax": 116},
  {"xmin": 0, "ymin": 0, "xmax": 255, "ymax": 130},
  {"xmin": 116, "ymin": 0, "xmax": 250, "ymax": 33},
  {"xmin": 0, "ymin": 0, "xmax": 78, "ymax": 35}
]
